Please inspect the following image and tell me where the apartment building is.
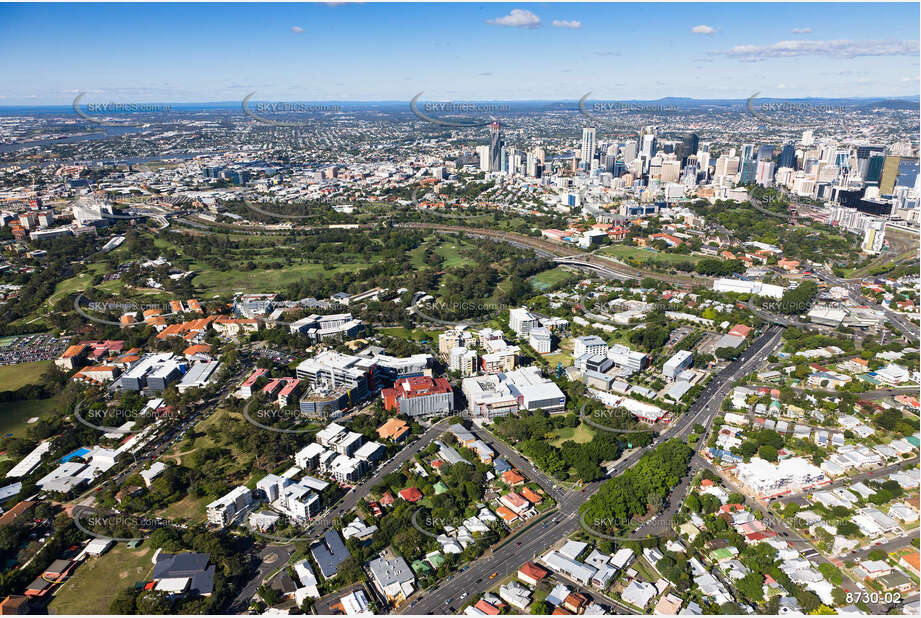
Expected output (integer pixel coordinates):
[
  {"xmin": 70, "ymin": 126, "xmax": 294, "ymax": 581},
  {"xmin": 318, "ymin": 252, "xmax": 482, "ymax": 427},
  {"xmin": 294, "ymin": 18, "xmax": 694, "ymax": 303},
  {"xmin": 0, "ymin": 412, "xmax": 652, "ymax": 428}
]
[
  {"xmin": 509, "ymin": 307, "xmax": 539, "ymax": 337},
  {"xmin": 206, "ymin": 486, "xmax": 252, "ymax": 527}
]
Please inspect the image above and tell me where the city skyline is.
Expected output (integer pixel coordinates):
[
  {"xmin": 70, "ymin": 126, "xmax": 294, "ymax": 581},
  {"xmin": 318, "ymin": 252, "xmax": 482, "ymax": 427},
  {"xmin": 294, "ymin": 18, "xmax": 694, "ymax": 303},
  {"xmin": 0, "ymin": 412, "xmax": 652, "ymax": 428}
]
[{"xmin": 0, "ymin": 2, "xmax": 918, "ymax": 105}]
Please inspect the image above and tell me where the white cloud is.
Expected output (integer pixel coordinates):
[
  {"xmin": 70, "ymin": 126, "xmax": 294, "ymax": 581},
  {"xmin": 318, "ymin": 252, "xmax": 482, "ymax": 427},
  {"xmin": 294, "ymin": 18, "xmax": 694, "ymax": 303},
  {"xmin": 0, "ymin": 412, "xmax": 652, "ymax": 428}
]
[
  {"xmin": 691, "ymin": 25, "xmax": 716, "ymax": 35},
  {"xmin": 290, "ymin": 26, "xmax": 304, "ymax": 34},
  {"xmin": 487, "ymin": 9, "xmax": 541, "ymax": 29},
  {"xmin": 552, "ymin": 20, "xmax": 582, "ymax": 29},
  {"xmin": 720, "ymin": 39, "xmax": 919, "ymax": 60},
  {"xmin": 900, "ymin": 76, "xmax": 920, "ymax": 82},
  {"xmin": 791, "ymin": 27, "xmax": 812, "ymax": 34}
]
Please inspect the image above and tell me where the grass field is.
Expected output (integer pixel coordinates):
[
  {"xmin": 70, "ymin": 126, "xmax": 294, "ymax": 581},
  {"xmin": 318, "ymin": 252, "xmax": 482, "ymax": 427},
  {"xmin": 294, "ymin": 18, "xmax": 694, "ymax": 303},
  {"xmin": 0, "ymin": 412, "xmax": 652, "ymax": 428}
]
[
  {"xmin": 49, "ymin": 545, "xmax": 154, "ymax": 614},
  {"xmin": 0, "ymin": 391, "xmax": 64, "ymax": 438},
  {"xmin": 192, "ymin": 261, "xmax": 368, "ymax": 294},
  {"xmin": 0, "ymin": 360, "xmax": 52, "ymax": 392},
  {"xmin": 378, "ymin": 327, "xmax": 438, "ymax": 342},
  {"xmin": 408, "ymin": 237, "xmax": 476, "ymax": 269},
  {"xmin": 156, "ymin": 493, "xmax": 210, "ymax": 521},
  {"xmin": 548, "ymin": 423, "xmax": 596, "ymax": 447},
  {"xmin": 598, "ymin": 245, "xmax": 704, "ymax": 265},
  {"xmin": 529, "ymin": 267, "xmax": 577, "ymax": 290}
]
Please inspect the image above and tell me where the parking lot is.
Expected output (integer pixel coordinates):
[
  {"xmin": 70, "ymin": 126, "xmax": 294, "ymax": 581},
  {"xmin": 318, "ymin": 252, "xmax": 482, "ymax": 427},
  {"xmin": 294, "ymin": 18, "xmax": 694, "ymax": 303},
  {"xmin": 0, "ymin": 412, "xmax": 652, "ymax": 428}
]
[{"xmin": 0, "ymin": 333, "xmax": 68, "ymax": 367}]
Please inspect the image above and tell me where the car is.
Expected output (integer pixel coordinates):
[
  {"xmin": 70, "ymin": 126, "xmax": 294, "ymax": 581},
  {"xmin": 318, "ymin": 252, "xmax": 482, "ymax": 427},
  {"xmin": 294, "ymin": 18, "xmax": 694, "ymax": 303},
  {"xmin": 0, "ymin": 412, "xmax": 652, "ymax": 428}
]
[
  {"xmin": 515, "ymin": 541, "xmax": 521, "ymax": 546},
  {"xmin": 460, "ymin": 593, "xmax": 467, "ymax": 599},
  {"xmin": 489, "ymin": 572, "xmax": 498, "ymax": 579}
]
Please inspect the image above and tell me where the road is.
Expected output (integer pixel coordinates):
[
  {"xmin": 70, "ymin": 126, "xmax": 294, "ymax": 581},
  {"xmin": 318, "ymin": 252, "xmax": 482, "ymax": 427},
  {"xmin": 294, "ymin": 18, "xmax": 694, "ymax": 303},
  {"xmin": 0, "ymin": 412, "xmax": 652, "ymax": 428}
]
[
  {"xmin": 475, "ymin": 425, "xmax": 571, "ymax": 503},
  {"xmin": 813, "ymin": 269, "xmax": 919, "ymax": 341},
  {"xmin": 295, "ymin": 419, "xmax": 453, "ymax": 539},
  {"xmin": 227, "ymin": 543, "xmax": 295, "ymax": 613},
  {"xmin": 842, "ymin": 533, "xmax": 919, "ymax": 562},
  {"xmin": 404, "ymin": 325, "xmax": 785, "ymax": 614}
]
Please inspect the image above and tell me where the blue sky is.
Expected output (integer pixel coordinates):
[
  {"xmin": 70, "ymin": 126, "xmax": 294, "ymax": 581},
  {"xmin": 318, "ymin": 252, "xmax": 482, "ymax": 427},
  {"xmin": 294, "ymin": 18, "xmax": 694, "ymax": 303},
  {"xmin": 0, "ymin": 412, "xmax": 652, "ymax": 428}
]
[{"xmin": 1, "ymin": 2, "xmax": 918, "ymax": 104}]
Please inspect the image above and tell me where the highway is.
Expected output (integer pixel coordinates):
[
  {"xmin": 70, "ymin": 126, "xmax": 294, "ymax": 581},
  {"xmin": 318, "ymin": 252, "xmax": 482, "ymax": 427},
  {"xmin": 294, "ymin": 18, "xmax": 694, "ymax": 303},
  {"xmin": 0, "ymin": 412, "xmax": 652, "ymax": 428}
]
[
  {"xmin": 403, "ymin": 325, "xmax": 785, "ymax": 614},
  {"xmin": 813, "ymin": 269, "xmax": 919, "ymax": 341}
]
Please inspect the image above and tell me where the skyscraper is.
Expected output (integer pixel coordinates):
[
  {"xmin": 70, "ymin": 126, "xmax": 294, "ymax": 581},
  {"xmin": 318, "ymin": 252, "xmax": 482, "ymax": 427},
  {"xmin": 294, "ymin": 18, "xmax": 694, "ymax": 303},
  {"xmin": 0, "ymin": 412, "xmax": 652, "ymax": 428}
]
[
  {"xmin": 489, "ymin": 122, "xmax": 503, "ymax": 172},
  {"xmin": 581, "ymin": 128, "xmax": 596, "ymax": 167},
  {"xmin": 741, "ymin": 143, "xmax": 756, "ymax": 161},
  {"xmin": 757, "ymin": 145, "xmax": 774, "ymax": 162},
  {"xmin": 779, "ymin": 144, "xmax": 796, "ymax": 169},
  {"xmin": 476, "ymin": 145, "xmax": 490, "ymax": 172},
  {"xmin": 641, "ymin": 132, "xmax": 657, "ymax": 158},
  {"xmin": 739, "ymin": 159, "xmax": 757, "ymax": 184},
  {"xmin": 622, "ymin": 140, "xmax": 638, "ymax": 163}
]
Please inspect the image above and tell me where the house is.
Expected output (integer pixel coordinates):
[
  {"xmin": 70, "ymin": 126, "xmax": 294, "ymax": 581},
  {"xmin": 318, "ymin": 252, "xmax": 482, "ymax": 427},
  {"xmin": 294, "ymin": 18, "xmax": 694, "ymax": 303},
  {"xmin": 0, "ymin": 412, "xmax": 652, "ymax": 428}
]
[
  {"xmin": 368, "ymin": 553, "xmax": 416, "ymax": 603},
  {"xmin": 151, "ymin": 552, "xmax": 215, "ymax": 597},
  {"xmin": 502, "ymin": 469, "xmax": 526, "ymax": 486},
  {"xmin": 654, "ymin": 592, "xmax": 683, "ymax": 615},
  {"xmin": 293, "ymin": 560, "xmax": 320, "ymax": 600},
  {"xmin": 520, "ymin": 487, "xmax": 543, "ymax": 505},
  {"xmin": 377, "ymin": 417, "xmax": 410, "ymax": 442},
  {"xmin": 563, "ymin": 592, "xmax": 588, "ymax": 614},
  {"xmin": 856, "ymin": 559, "xmax": 892, "ymax": 580},
  {"xmin": 474, "ymin": 599, "xmax": 501, "ymax": 615},
  {"xmin": 398, "ymin": 487, "xmax": 423, "ymax": 503},
  {"xmin": 899, "ymin": 552, "xmax": 920, "ymax": 577},
  {"xmin": 310, "ymin": 530, "xmax": 350, "ymax": 580},
  {"xmin": 500, "ymin": 492, "xmax": 530, "ymax": 514},
  {"xmin": 877, "ymin": 570, "xmax": 913, "ymax": 593},
  {"xmin": 518, "ymin": 562, "xmax": 550, "ymax": 586},
  {"xmin": 338, "ymin": 589, "xmax": 372, "ymax": 615},
  {"xmin": 622, "ymin": 580, "xmax": 657, "ymax": 609},
  {"xmin": 0, "ymin": 595, "xmax": 29, "ymax": 615}
]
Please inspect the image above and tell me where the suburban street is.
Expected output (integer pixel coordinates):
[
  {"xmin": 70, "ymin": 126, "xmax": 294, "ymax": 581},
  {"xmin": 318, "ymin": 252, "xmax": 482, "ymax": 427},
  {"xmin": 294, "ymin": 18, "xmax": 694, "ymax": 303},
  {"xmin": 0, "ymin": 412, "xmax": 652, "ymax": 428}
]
[{"xmin": 404, "ymin": 325, "xmax": 786, "ymax": 614}]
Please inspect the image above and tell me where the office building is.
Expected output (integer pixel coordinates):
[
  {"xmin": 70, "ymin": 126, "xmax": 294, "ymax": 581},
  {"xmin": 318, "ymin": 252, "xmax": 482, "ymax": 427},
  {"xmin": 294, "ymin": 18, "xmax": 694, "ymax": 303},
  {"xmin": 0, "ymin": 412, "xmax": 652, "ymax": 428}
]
[
  {"xmin": 381, "ymin": 376, "xmax": 454, "ymax": 417},
  {"xmin": 662, "ymin": 350, "xmax": 693, "ymax": 381}
]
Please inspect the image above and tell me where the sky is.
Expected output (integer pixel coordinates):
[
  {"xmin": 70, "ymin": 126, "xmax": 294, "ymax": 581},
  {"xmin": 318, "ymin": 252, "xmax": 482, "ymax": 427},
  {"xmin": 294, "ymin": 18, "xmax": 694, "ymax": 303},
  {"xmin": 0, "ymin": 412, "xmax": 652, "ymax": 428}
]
[{"xmin": 0, "ymin": 2, "xmax": 918, "ymax": 105}]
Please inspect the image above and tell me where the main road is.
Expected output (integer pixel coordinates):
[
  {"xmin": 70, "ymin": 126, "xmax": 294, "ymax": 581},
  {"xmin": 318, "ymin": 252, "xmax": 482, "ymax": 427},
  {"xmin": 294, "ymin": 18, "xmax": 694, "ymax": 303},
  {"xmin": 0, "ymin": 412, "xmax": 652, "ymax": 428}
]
[{"xmin": 404, "ymin": 325, "xmax": 785, "ymax": 614}]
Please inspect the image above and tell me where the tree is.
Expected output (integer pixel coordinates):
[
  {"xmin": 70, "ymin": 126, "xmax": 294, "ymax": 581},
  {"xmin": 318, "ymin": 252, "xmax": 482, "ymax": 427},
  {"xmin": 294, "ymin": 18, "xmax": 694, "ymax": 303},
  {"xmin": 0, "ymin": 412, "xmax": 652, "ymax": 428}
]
[
  {"xmin": 530, "ymin": 600, "xmax": 549, "ymax": 615},
  {"xmin": 758, "ymin": 445, "xmax": 778, "ymax": 462},
  {"xmin": 735, "ymin": 571, "xmax": 764, "ymax": 603}
]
